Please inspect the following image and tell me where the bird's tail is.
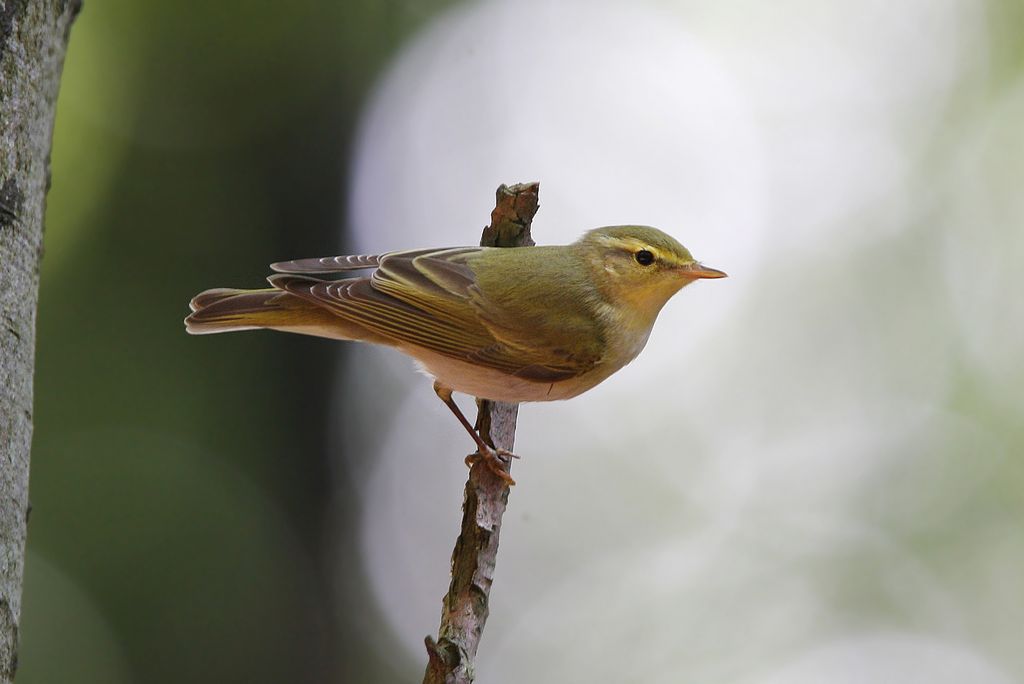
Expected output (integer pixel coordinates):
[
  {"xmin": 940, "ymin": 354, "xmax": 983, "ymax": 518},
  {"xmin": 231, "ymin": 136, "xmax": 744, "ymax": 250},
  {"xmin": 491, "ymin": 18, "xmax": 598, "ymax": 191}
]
[{"xmin": 184, "ymin": 286, "xmax": 348, "ymax": 339}]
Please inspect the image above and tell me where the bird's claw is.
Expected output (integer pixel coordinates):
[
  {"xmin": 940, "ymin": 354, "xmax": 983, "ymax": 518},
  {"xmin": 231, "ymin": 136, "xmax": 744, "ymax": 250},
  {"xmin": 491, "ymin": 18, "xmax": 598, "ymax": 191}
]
[{"xmin": 465, "ymin": 446, "xmax": 517, "ymax": 486}]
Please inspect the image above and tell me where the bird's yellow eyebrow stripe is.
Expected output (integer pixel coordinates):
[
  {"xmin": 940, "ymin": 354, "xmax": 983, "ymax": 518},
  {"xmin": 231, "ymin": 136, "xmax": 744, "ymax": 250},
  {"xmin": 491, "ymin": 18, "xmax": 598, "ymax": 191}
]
[{"xmin": 592, "ymin": 235, "xmax": 679, "ymax": 262}]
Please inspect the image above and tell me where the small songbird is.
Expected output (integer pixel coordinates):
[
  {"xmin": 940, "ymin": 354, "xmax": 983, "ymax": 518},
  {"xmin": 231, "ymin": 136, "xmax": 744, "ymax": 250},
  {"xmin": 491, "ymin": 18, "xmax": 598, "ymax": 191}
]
[{"xmin": 185, "ymin": 225, "xmax": 725, "ymax": 481}]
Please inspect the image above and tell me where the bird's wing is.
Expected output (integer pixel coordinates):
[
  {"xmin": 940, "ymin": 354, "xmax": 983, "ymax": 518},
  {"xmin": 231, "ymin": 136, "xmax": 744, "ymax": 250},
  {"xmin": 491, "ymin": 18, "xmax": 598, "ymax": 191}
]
[
  {"xmin": 269, "ymin": 247, "xmax": 597, "ymax": 382},
  {"xmin": 270, "ymin": 253, "xmax": 383, "ymax": 273}
]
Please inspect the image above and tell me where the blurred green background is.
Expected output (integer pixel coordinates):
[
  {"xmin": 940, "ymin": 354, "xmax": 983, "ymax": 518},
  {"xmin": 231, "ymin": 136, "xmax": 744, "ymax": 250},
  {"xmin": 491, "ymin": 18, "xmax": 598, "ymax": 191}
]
[
  {"xmin": 25, "ymin": 1, "xmax": 454, "ymax": 682},
  {"xmin": 22, "ymin": 0, "xmax": 1024, "ymax": 683}
]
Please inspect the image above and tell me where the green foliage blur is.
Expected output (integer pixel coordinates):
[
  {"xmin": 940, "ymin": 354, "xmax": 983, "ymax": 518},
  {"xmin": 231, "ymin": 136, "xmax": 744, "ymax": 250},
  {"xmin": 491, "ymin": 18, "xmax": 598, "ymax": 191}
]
[{"xmin": 24, "ymin": 1, "xmax": 454, "ymax": 682}]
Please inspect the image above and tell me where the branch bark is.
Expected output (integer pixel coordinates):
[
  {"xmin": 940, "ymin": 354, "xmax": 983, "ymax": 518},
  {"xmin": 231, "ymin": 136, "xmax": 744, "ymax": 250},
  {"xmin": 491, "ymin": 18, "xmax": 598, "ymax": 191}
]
[
  {"xmin": 1, "ymin": 0, "xmax": 81, "ymax": 680},
  {"xmin": 422, "ymin": 182, "xmax": 539, "ymax": 684}
]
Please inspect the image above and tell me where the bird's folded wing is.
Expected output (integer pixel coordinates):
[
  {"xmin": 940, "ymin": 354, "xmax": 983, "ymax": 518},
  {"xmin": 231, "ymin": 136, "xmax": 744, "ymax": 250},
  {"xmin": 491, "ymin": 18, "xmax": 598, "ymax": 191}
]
[
  {"xmin": 270, "ymin": 253, "xmax": 383, "ymax": 273},
  {"xmin": 269, "ymin": 247, "xmax": 598, "ymax": 382}
]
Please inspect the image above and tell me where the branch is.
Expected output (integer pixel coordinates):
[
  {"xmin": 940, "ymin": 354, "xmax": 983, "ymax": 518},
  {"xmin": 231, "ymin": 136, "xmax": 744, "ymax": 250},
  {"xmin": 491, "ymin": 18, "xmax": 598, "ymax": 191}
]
[
  {"xmin": 0, "ymin": 1, "xmax": 81, "ymax": 680},
  {"xmin": 422, "ymin": 182, "xmax": 540, "ymax": 684}
]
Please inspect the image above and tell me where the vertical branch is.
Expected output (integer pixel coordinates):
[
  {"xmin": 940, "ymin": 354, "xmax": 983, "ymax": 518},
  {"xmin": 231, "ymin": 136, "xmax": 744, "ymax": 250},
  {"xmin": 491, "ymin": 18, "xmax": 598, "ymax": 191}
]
[
  {"xmin": 423, "ymin": 182, "xmax": 540, "ymax": 684},
  {"xmin": 0, "ymin": 1, "xmax": 82, "ymax": 681}
]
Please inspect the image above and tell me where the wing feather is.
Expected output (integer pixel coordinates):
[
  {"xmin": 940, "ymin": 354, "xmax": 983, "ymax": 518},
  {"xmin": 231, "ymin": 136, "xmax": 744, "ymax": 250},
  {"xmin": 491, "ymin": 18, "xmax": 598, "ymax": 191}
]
[
  {"xmin": 268, "ymin": 246, "xmax": 599, "ymax": 382},
  {"xmin": 270, "ymin": 253, "xmax": 382, "ymax": 273}
]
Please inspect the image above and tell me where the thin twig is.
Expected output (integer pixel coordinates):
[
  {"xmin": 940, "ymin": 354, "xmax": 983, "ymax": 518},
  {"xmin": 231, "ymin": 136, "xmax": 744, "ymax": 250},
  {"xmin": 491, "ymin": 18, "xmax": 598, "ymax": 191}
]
[{"xmin": 422, "ymin": 182, "xmax": 540, "ymax": 684}]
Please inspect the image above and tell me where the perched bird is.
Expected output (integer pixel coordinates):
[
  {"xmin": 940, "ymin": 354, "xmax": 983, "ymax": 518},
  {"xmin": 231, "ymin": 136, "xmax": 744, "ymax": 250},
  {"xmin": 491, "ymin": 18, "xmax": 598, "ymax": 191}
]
[{"xmin": 185, "ymin": 225, "xmax": 725, "ymax": 482}]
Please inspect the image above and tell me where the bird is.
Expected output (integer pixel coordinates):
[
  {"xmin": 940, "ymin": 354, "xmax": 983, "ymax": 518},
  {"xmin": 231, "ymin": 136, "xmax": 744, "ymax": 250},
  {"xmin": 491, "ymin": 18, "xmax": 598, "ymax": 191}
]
[{"xmin": 185, "ymin": 225, "xmax": 725, "ymax": 483}]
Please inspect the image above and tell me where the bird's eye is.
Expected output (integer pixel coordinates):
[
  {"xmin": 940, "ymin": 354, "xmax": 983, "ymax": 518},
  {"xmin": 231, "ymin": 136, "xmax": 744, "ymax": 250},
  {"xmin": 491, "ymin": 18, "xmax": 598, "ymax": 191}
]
[{"xmin": 634, "ymin": 249, "xmax": 655, "ymax": 266}]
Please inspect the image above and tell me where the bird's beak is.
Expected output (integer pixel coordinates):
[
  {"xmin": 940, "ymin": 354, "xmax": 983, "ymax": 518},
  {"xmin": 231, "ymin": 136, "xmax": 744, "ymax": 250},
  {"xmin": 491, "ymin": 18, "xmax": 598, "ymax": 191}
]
[{"xmin": 681, "ymin": 262, "xmax": 728, "ymax": 279}]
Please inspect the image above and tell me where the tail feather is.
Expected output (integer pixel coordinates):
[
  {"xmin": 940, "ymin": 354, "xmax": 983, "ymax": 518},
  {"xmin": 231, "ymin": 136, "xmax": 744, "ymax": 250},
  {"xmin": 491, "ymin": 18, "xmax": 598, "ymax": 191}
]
[
  {"xmin": 185, "ymin": 288, "xmax": 292, "ymax": 335},
  {"xmin": 189, "ymin": 288, "xmax": 251, "ymax": 312},
  {"xmin": 184, "ymin": 284, "xmax": 378, "ymax": 342}
]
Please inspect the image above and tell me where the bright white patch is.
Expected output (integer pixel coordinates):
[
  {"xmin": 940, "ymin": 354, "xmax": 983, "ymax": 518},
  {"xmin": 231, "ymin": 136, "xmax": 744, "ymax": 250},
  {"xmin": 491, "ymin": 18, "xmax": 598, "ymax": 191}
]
[{"xmin": 336, "ymin": 0, "xmax": 1003, "ymax": 679}]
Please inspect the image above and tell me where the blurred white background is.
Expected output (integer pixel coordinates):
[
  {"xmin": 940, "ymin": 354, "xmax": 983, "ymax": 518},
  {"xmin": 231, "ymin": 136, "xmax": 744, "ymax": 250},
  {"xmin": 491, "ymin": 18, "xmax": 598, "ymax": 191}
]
[{"xmin": 333, "ymin": 0, "xmax": 1022, "ymax": 681}]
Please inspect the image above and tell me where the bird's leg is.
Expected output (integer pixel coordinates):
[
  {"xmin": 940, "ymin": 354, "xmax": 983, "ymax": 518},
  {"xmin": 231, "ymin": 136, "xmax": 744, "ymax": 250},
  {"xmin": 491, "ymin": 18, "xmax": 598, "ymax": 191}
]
[{"xmin": 432, "ymin": 381, "xmax": 516, "ymax": 486}]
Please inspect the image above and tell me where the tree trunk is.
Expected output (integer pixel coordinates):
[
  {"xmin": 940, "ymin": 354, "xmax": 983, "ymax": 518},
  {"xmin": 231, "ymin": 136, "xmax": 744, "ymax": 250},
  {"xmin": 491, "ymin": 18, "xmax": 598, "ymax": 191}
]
[{"xmin": 1, "ymin": 0, "xmax": 81, "ymax": 680}]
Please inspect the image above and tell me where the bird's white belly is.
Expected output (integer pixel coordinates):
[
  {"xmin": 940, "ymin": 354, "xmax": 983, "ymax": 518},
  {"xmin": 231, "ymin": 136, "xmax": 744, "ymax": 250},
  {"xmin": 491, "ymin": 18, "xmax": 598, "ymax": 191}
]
[{"xmin": 406, "ymin": 348, "xmax": 593, "ymax": 402}]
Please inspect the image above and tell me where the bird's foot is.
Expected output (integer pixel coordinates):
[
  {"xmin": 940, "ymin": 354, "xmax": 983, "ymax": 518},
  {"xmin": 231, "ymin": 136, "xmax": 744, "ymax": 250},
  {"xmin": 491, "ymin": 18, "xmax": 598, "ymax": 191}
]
[{"xmin": 465, "ymin": 446, "xmax": 517, "ymax": 486}]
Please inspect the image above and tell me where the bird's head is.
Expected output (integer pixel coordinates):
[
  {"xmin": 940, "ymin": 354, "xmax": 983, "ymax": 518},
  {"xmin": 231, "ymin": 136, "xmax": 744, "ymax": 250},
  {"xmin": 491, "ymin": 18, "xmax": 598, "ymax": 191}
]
[{"xmin": 577, "ymin": 225, "xmax": 726, "ymax": 318}]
